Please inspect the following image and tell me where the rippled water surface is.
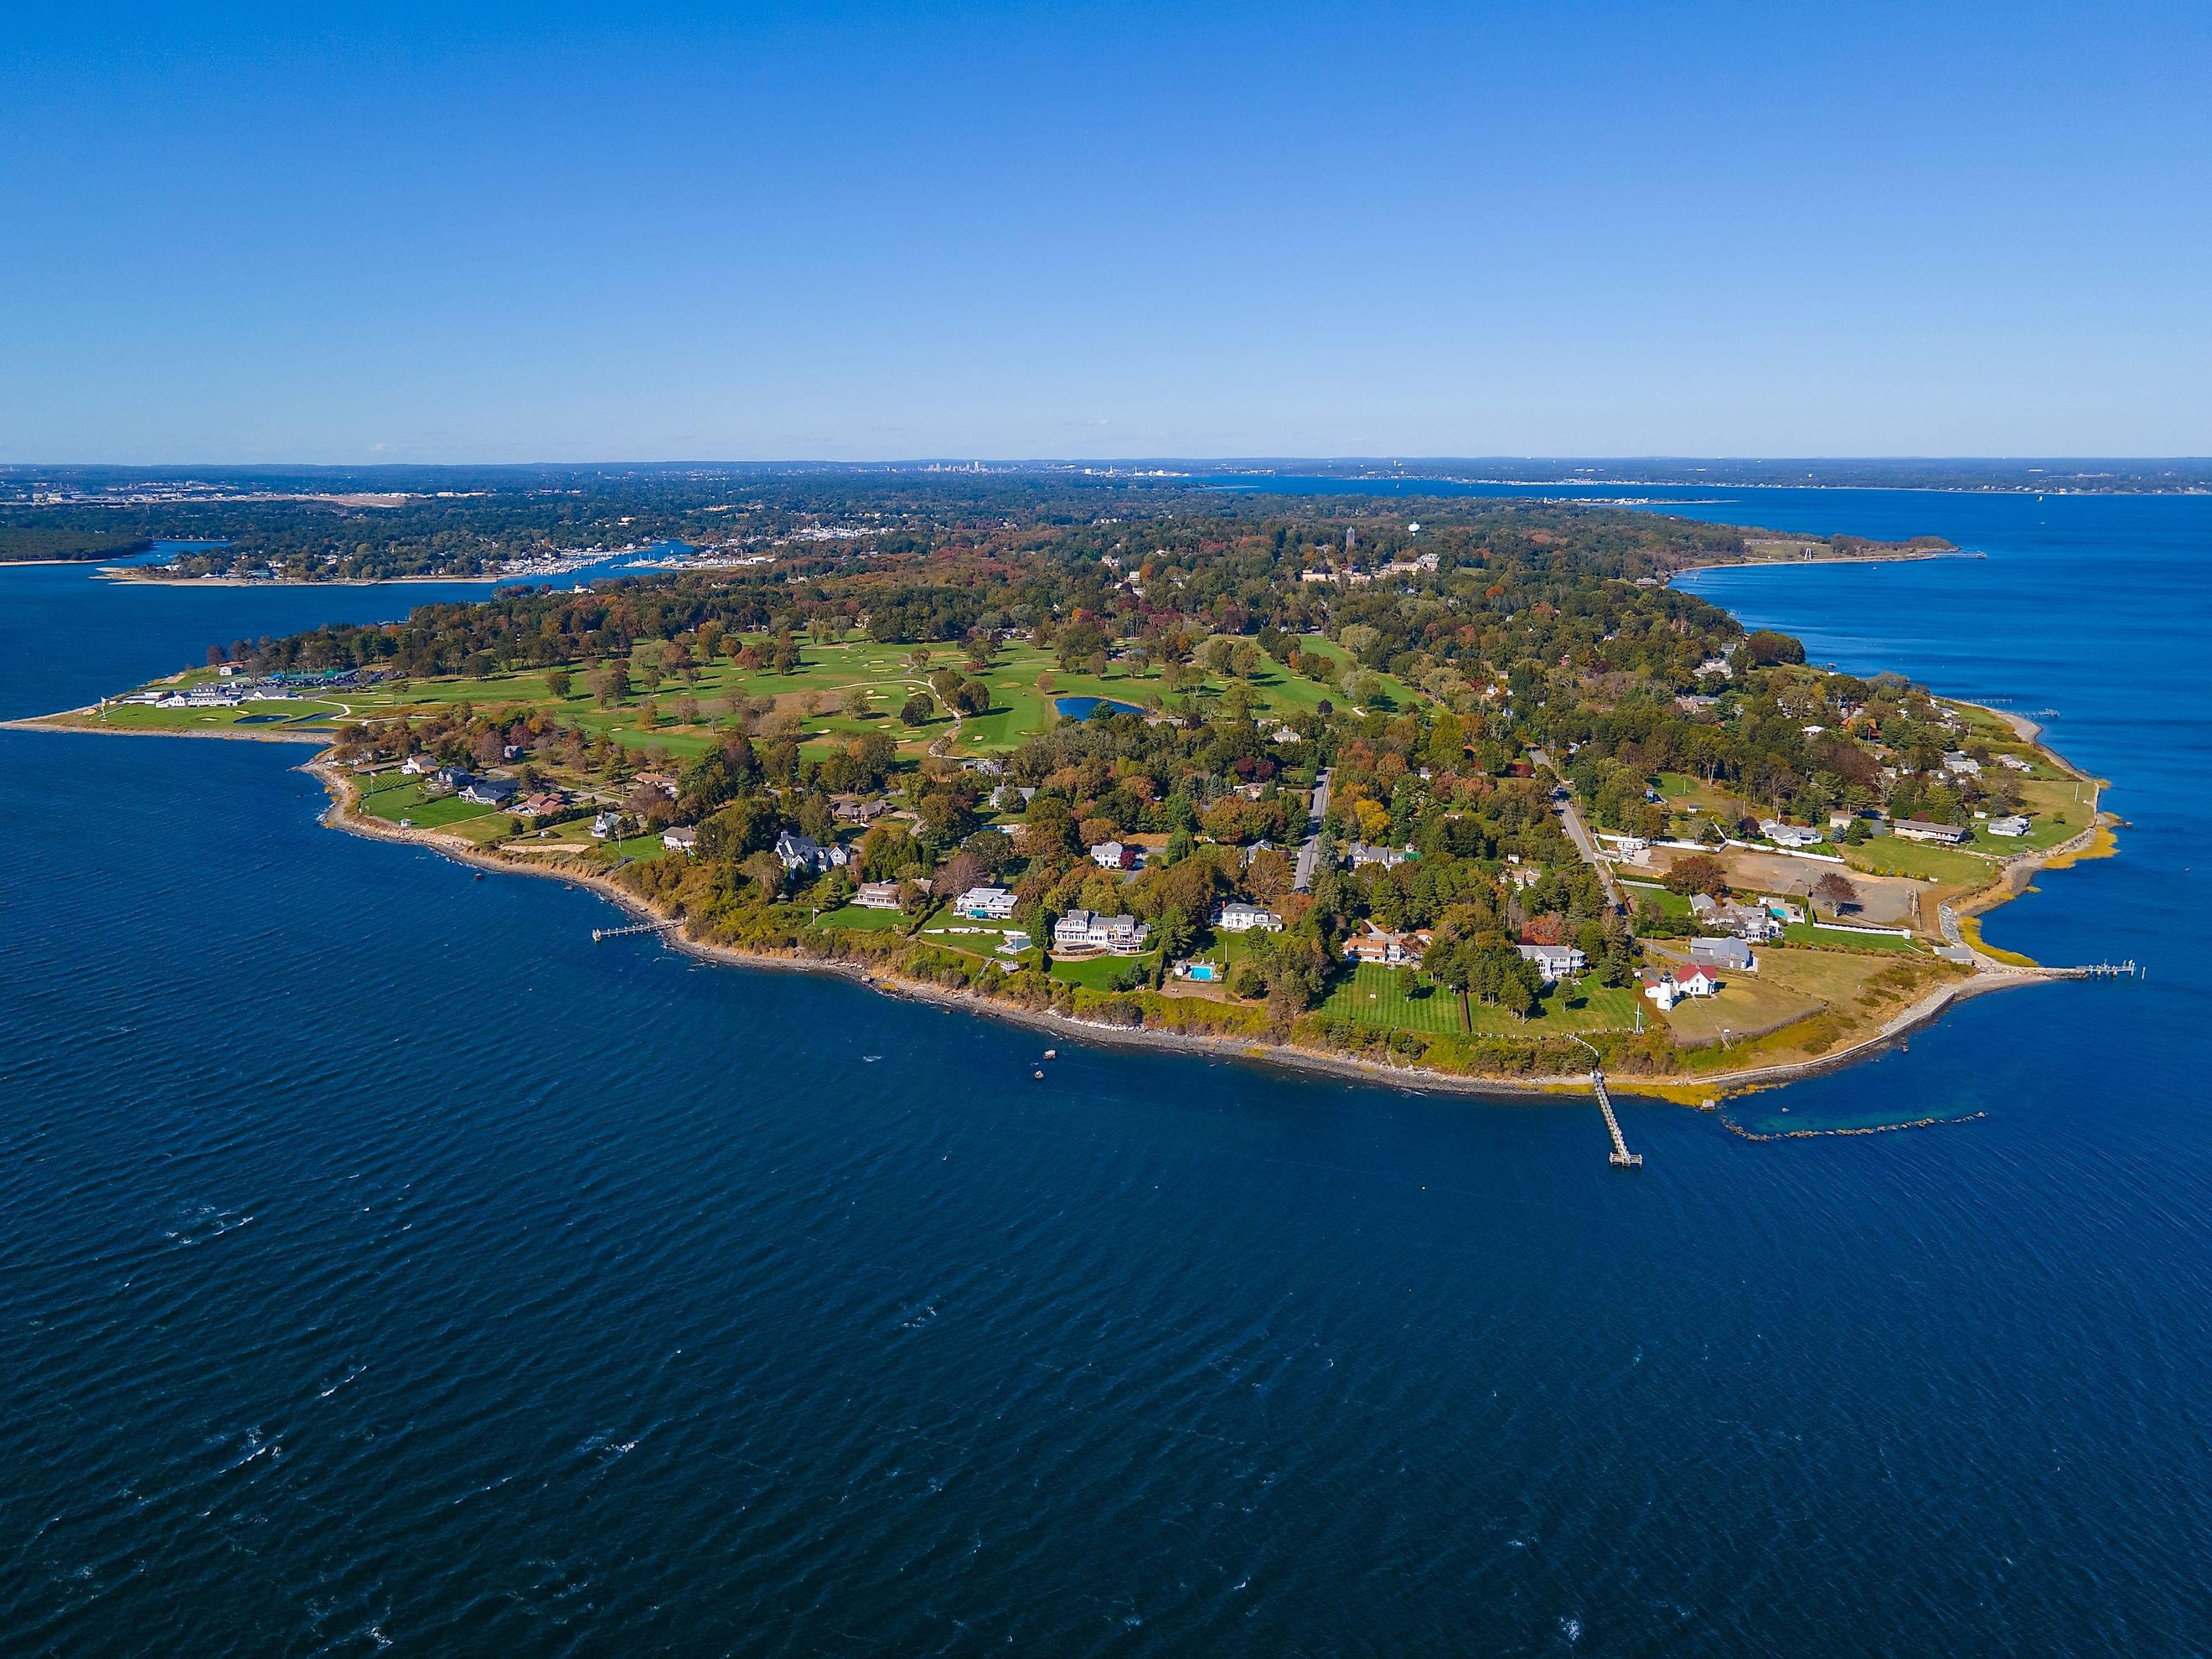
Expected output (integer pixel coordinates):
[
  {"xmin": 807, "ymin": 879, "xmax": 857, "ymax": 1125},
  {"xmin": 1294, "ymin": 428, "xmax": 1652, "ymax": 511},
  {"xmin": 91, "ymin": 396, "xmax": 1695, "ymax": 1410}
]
[{"xmin": 3, "ymin": 499, "xmax": 2209, "ymax": 1654}]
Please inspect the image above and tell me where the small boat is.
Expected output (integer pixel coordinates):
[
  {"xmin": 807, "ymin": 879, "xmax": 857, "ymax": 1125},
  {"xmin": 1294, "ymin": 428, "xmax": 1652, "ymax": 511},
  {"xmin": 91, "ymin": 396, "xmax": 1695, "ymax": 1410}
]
[
  {"xmin": 1042, "ymin": 1048, "xmax": 1057, "ymax": 1061},
  {"xmin": 1033, "ymin": 1069, "xmax": 1045, "ymax": 1080}
]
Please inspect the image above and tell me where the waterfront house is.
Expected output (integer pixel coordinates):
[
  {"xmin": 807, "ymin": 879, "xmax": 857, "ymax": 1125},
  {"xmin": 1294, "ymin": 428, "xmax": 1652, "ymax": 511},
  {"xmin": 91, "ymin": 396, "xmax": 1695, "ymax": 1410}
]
[
  {"xmin": 955, "ymin": 885, "xmax": 1018, "ymax": 920},
  {"xmin": 458, "ymin": 776, "xmax": 519, "ymax": 807},
  {"xmin": 401, "ymin": 753, "xmax": 439, "ymax": 776},
  {"xmin": 1987, "ymin": 814, "xmax": 2031, "ymax": 838},
  {"xmin": 1893, "ymin": 819, "xmax": 1967, "ymax": 845},
  {"xmin": 774, "ymin": 830, "xmax": 850, "ymax": 874},
  {"xmin": 854, "ymin": 880, "xmax": 902, "ymax": 910},
  {"xmin": 1216, "ymin": 901, "xmax": 1283, "ymax": 933},
  {"xmin": 661, "ymin": 825, "xmax": 699, "ymax": 854},
  {"xmin": 1677, "ymin": 965, "xmax": 1721, "ymax": 996},
  {"xmin": 1345, "ymin": 924, "xmax": 1431, "ymax": 968},
  {"xmin": 591, "ymin": 809, "xmax": 623, "ymax": 839},
  {"xmin": 516, "ymin": 792, "xmax": 568, "ymax": 819},
  {"xmin": 1053, "ymin": 910, "xmax": 1150, "ymax": 954},
  {"xmin": 426, "ymin": 766, "xmax": 472, "ymax": 794},
  {"xmin": 1515, "ymin": 943, "xmax": 1587, "ymax": 983}
]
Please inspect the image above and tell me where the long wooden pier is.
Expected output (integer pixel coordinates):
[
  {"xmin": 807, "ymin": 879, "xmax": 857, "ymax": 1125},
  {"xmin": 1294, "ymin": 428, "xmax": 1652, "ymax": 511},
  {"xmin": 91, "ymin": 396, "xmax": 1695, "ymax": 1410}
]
[
  {"xmin": 592, "ymin": 918, "xmax": 682, "ymax": 943},
  {"xmin": 1594, "ymin": 1070, "xmax": 1641, "ymax": 1168}
]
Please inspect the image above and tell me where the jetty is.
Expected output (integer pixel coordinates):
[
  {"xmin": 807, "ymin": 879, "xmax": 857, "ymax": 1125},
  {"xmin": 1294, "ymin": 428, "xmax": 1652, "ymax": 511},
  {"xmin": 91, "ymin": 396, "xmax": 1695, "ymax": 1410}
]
[
  {"xmin": 1594, "ymin": 1069, "xmax": 1641, "ymax": 1167},
  {"xmin": 592, "ymin": 918, "xmax": 682, "ymax": 943},
  {"xmin": 2058, "ymin": 959, "xmax": 2138, "ymax": 979}
]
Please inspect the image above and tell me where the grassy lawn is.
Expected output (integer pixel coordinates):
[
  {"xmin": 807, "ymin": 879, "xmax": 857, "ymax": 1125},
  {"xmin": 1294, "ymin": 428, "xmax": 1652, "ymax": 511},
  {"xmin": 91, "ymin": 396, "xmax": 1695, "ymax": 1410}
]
[
  {"xmin": 1843, "ymin": 836, "xmax": 1996, "ymax": 884},
  {"xmin": 1049, "ymin": 953, "xmax": 1149, "ymax": 991},
  {"xmin": 1622, "ymin": 879, "xmax": 1690, "ymax": 917},
  {"xmin": 1323, "ymin": 964, "xmax": 1646, "ymax": 1036},
  {"xmin": 1320, "ymin": 963, "xmax": 1469, "ymax": 1034},
  {"xmin": 101, "ymin": 628, "xmax": 1434, "ymax": 768},
  {"xmin": 918, "ymin": 917, "xmax": 1025, "ymax": 962},
  {"xmin": 1662, "ymin": 971, "xmax": 1823, "ymax": 1045},
  {"xmin": 814, "ymin": 904, "xmax": 907, "ymax": 932},
  {"xmin": 88, "ymin": 700, "xmax": 347, "ymax": 732},
  {"xmin": 355, "ymin": 778, "xmax": 498, "ymax": 829},
  {"xmin": 1780, "ymin": 921, "xmax": 1920, "ymax": 953}
]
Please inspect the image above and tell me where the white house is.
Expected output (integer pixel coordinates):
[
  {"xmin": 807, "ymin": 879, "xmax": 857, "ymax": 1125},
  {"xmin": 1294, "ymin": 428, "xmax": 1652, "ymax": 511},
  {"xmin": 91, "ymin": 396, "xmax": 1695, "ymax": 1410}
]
[
  {"xmin": 855, "ymin": 880, "xmax": 902, "ymax": 910},
  {"xmin": 1941, "ymin": 751, "xmax": 1982, "ymax": 778},
  {"xmin": 1089, "ymin": 840, "xmax": 1138, "ymax": 870},
  {"xmin": 1893, "ymin": 819, "xmax": 1967, "ymax": 845},
  {"xmin": 661, "ymin": 825, "xmax": 699, "ymax": 854},
  {"xmin": 458, "ymin": 776, "xmax": 519, "ymax": 807},
  {"xmin": 1987, "ymin": 814, "xmax": 2030, "ymax": 837},
  {"xmin": 955, "ymin": 885, "xmax": 1018, "ymax": 919},
  {"xmin": 1216, "ymin": 902, "xmax": 1282, "ymax": 933},
  {"xmin": 401, "ymin": 753, "xmax": 440, "ymax": 776},
  {"xmin": 774, "ymin": 830, "xmax": 850, "ymax": 874},
  {"xmin": 592, "ymin": 809, "xmax": 623, "ymax": 839},
  {"xmin": 1053, "ymin": 910, "xmax": 1149, "ymax": 954},
  {"xmin": 1346, "ymin": 842, "xmax": 1408, "ymax": 869},
  {"xmin": 1515, "ymin": 943, "xmax": 1587, "ymax": 983},
  {"xmin": 1759, "ymin": 819, "xmax": 1823, "ymax": 849}
]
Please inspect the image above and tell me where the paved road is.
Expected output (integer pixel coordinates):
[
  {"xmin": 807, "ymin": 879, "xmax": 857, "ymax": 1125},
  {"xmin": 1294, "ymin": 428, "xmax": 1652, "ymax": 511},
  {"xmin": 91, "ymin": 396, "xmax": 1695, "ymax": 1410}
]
[
  {"xmin": 1528, "ymin": 748, "xmax": 1620, "ymax": 908},
  {"xmin": 1292, "ymin": 767, "xmax": 1331, "ymax": 892}
]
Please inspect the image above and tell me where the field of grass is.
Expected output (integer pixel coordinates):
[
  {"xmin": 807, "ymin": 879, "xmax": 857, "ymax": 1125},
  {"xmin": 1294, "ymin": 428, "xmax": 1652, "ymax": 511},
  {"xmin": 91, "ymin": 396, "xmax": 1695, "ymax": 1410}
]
[
  {"xmin": 1622, "ymin": 880, "xmax": 1690, "ymax": 917},
  {"xmin": 1662, "ymin": 971, "xmax": 1823, "ymax": 1046},
  {"xmin": 85, "ymin": 700, "xmax": 348, "ymax": 733},
  {"xmin": 1842, "ymin": 835, "xmax": 1995, "ymax": 885},
  {"xmin": 1320, "ymin": 964, "xmax": 1645, "ymax": 1036},
  {"xmin": 1320, "ymin": 964, "xmax": 1469, "ymax": 1034},
  {"xmin": 814, "ymin": 904, "xmax": 907, "ymax": 933},
  {"xmin": 1049, "ymin": 953, "xmax": 1149, "ymax": 991},
  {"xmin": 355, "ymin": 778, "xmax": 498, "ymax": 829},
  {"xmin": 181, "ymin": 630, "xmax": 1430, "ymax": 764},
  {"xmin": 1780, "ymin": 921, "xmax": 1920, "ymax": 953}
]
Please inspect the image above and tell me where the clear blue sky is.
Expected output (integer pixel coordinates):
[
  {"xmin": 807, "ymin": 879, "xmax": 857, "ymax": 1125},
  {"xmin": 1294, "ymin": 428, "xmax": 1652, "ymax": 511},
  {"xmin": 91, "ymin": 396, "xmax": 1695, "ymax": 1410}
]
[{"xmin": 3, "ymin": 2, "xmax": 2205, "ymax": 463}]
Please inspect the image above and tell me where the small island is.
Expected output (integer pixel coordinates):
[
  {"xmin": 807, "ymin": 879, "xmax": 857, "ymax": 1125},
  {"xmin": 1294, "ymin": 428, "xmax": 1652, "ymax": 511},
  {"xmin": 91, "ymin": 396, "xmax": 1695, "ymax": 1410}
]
[{"xmin": 15, "ymin": 486, "xmax": 2118, "ymax": 1103}]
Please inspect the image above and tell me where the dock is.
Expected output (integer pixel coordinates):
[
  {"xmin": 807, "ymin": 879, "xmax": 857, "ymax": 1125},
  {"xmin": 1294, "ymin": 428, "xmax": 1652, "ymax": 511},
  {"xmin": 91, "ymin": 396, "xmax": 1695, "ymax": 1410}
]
[
  {"xmin": 1594, "ymin": 1070, "xmax": 1641, "ymax": 1168},
  {"xmin": 2060, "ymin": 959, "xmax": 2139, "ymax": 979},
  {"xmin": 592, "ymin": 918, "xmax": 682, "ymax": 943}
]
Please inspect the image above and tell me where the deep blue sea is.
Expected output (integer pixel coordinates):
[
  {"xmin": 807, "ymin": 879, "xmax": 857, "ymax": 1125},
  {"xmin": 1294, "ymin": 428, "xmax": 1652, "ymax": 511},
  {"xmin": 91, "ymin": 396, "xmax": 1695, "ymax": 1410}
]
[{"xmin": 4, "ymin": 493, "xmax": 2209, "ymax": 1655}]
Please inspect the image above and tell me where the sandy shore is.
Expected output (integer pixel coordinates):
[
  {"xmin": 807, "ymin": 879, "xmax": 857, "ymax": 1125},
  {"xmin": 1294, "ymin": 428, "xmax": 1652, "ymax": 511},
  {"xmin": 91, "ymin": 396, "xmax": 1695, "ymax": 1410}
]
[{"xmin": 1667, "ymin": 548, "xmax": 1977, "ymax": 582}]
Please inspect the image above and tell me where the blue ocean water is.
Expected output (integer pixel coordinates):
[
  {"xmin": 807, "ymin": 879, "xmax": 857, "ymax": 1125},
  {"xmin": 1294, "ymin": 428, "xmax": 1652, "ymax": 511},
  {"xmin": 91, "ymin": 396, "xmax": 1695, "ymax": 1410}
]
[{"xmin": 3, "ymin": 497, "xmax": 2209, "ymax": 1655}]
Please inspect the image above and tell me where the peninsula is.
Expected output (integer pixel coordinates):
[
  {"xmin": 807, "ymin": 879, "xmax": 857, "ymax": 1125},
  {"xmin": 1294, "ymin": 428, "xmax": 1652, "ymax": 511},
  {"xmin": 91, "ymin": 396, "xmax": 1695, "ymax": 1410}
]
[{"xmin": 20, "ymin": 483, "xmax": 2116, "ymax": 1099}]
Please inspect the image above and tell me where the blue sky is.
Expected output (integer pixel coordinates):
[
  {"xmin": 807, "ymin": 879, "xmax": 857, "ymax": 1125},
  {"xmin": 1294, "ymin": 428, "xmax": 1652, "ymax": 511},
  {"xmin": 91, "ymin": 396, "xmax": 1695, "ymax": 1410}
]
[{"xmin": 3, "ymin": 1, "xmax": 2206, "ymax": 463}]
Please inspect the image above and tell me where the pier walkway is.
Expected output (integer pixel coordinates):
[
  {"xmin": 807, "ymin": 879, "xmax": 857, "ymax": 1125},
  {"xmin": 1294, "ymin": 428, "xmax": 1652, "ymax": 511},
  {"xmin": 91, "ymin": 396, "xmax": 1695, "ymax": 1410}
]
[
  {"xmin": 592, "ymin": 918, "xmax": 682, "ymax": 943},
  {"xmin": 1594, "ymin": 1070, "xmax": 1642, "ymax": 1167}
]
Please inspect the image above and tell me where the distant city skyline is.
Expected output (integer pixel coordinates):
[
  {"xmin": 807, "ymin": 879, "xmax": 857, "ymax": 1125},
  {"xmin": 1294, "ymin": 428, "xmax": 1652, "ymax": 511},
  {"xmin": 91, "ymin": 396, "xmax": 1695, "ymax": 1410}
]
[{"xmin": 4, "ymin": 2, "xmax": 2207, "ymax": 463}]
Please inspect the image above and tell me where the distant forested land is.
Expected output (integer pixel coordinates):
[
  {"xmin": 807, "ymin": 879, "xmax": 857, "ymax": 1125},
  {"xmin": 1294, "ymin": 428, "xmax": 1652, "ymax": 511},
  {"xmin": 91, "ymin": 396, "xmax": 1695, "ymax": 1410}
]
[{"xmin": 0, "ymin": 523, "xmax": 153, "ymax": 563}]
